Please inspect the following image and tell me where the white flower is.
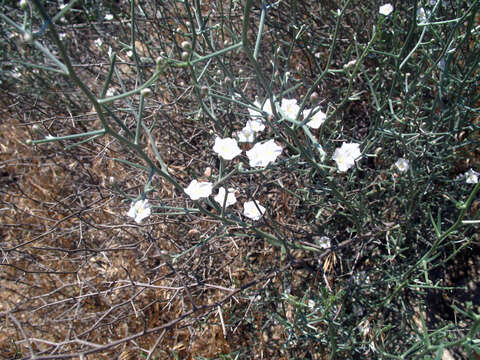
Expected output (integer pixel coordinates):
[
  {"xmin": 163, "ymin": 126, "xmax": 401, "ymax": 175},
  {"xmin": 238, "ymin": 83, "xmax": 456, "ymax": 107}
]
[
  {"xmin": 262, "ymin": 99, "xmax": 274, "ymax": 116},
  {"xmin": 302, "ymin": 107, "xmax": 326, "ymax": 129},
  {"xmin": 332, "ymin": 142, "xmax": 361, "ymax": 172},
  {"xmin": 353, "ymin": 271, "xmax": 370, "ymax": 285},
  {"xmin": 59, "ymin": 33, "xmax": 67, "ymax": 40},
  {"xmin": 248, "ymin": 118, "xmax": 265, "ymax": 133},
  {"xmin": 237, "ymin": 122, "xmax": 257, "ymax": 143},
  {"xmin": 465, "ymin": 169, "xmax": 480, "ymax": 184},
  {"xmin": 343, "ymin": 59, "xmax": 357, "ymax": 70},
  {"xmin": 246, "ymin": 102, "xmax": 267, "ymax": 132},
  {"xmin": 395, "ymin": 158, "xmax": 410, "ymax": 172},
  {"xmin": 307, "ymin": 299, "xmax": 316, "ymax": 308},
  {"xmin": 248, "ymin": 99, "xmax": 274, "ymax": 118},
  {"xmin": 104, "ymin": 13, "xmax": 114, "ymax": 21},
  {"xmin": 244, "ymin": 112, "xmax": 265, "ymax": 132},
  {"xmin": 280, "ymin": 98, "xmax": 300, "ymax": 120},
  {"xmin": 126, "ymin": 50, "xmax": 133, "ymax": 58},
  {"xmin": 248, "ymin": 101, "xmax": 263, "ymax": 118},
  {"xmin": 417, "ymin": 7, "xmax": 429, "ymax": 24},
  {"xmin": 94, "ymin": 38, "xmax": 103, "ymax": 48},
  {"xmin": 106, "ymin": 87, "xmax": 116, "ymax": 97},
  {"xmin": 127, "ymin": 199, "xmax": 151, "ymax": 224},
  {"xmin": 315, "ymin": 236, "xmax": 331, "ymax": 249},
  {"xmin": 246, "ymin": 139, "xmax": 283, "ymax": 167},
  {"xmin": 10, "ymin": 69, "xmax": 21, "ymax": 79},
  {"xmin": 213, "ymin": 136, "xmax": 242, "ymax": 160},
  {"xmin": 438, "ymin": 58, "xmax": 446, "ymax": 71},
  {"xmin": 243, "ymin": 200, "xmax": 266, "ymax": 220},
  {"xmin": 379, "ymin": 3, "xmax": 394, "ymax": 16},
  {"xmin": 185, "ymin": 180, "xmax": 213, "ymax": 200},
  {"xmin": 214, "ymin": 187, "xmax": 237, "ymax": 207}
]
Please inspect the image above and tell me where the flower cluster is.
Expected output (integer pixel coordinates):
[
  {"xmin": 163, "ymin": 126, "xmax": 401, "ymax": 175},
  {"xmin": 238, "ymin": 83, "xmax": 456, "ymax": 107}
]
[
  {"xmin": 126, "ymin": 95, "xmax": 365, "ymax": 224},
  {"xmin": 245, "ymin": 96, "xmax": 362, "ymax": 172},
  {"xmin": 237, "ymin": 100, "xmax": 270, "ymax": 143},
  {"xmin": 106, "ymin": 87, "xmax": 116, "ymax": 97},
  {"xmin": 245, "ymin": 97, "xmax": 328, "ymax": 130},
  {"xmin": 182, "ymin": 180, "xmax": 266, "ymax": 220}
]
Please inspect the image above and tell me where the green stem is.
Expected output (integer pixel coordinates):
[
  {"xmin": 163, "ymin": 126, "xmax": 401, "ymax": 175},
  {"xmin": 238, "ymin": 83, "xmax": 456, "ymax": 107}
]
[
  {"xmin": 51, "ymin": 0, "xmax": 81, "ymax": 23},
  {"xmin": 101, "ymin": 52, "xmax": 117, "ymax": 98},
  {"xmin": 296, "ymin": 0, "xmax": 354, "ymax": 119},
  {"xmin": 98, "ymin": 70, "xmax": 161, "ymax": 104},
  {"xmin": 253, "ymin": 1, "xmax": 266, "ymax": 60},
  {"xmin": 32, "ymin": 129, "xmax": 106, "ymax": 144},
  {"xmin": 135, "ymin": 93, "xmax": 145, "ymax": 145},
  {"xmin": 385, "ymin": 180, "xmax": 480, "ymax": 304},
  {"xmin": 30, "ymin": 0, "xmax": 109, "ymax": 130}
]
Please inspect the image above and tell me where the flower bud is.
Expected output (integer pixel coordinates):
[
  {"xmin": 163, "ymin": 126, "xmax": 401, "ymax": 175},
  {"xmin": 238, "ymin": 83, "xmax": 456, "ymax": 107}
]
[
  {"xmin": 23, "ymin": 31, "xmax": 33, "ymax": 43},
  {"xmin": 187, "ymin": 228, "xmax": 200, "ymax": 238},
  {"xmin": 140, "ymin": 88, "xmax": 152, "ymax": 97},
  {"xmin": 32, "ymin": 124, "xmax": 41, "ymax": 133},
  {"xmin": 156, "ymin": 56, "xmax": 166, "ymax": 68},
  {"xmin": 203, "ymin": 167, "xmax": 212, "ymax": 177},
  {"xmin": 310, "ymin": 92, "xmax": 320, "ymax": 104},
  {"xmin": 181, "ymin": 51, "xmax": 189, "ymax": 60},
  {"xmin": 25, "ymin": 139, "xmax": 32, "ymax": 145},
  {"xmin": 181, "ymin": 41, "xmax": 191, "ymax": 50},
  {"xmin": 343, "ymin": 59, "xmax": 357, "ymax": 70},
  {"xmin": 19, "ymin": 0, "xmax": 28, "ymax": 10}
]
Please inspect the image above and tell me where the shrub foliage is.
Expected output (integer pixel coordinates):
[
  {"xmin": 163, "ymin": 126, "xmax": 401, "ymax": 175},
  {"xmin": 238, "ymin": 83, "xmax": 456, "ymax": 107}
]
[{"xmin": 1, "ymin": 0, "xmax": 480, "ymax": 359}]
